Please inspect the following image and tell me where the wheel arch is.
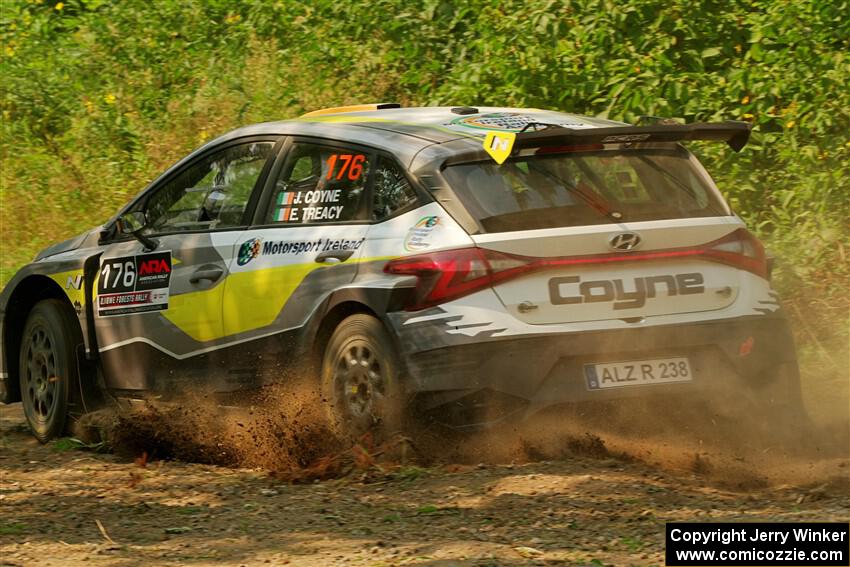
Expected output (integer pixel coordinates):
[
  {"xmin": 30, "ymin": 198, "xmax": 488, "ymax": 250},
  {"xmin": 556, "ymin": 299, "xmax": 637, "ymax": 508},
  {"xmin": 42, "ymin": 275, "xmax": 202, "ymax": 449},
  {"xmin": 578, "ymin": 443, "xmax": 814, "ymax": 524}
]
[
  {"xmin": 2, "ymin": 275, "xmax": 72, "ymax": 403},
  {"xmin": 311, "ymin": 300, "xmax": 379, "ymax": 374},
  {"xmin": 307, "ymin": 285, "xmax": 411, "ymax": 375}
]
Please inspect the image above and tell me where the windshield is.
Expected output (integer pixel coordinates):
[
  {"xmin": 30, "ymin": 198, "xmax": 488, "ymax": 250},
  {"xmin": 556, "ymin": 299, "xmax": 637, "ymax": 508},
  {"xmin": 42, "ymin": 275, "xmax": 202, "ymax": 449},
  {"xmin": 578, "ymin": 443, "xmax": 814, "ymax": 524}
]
[{"xmin": 441, "ymin": 147, "xmax": 730, "ymax": 233}]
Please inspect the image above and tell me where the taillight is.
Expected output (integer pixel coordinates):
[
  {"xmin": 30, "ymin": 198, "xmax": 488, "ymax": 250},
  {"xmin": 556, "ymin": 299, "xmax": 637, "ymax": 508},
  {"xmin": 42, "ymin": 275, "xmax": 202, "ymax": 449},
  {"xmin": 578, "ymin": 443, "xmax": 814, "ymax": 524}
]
[
  {"xmin": 703, "ymin": 228, "xmax": 768, "ymax": 279},
  {"xmin": 384, "ymin": 248, "xmax": 536, "ymax": 310},
  {"xmin": 385, "ymin": 229, "xmax": 768, "ymax": 311}
]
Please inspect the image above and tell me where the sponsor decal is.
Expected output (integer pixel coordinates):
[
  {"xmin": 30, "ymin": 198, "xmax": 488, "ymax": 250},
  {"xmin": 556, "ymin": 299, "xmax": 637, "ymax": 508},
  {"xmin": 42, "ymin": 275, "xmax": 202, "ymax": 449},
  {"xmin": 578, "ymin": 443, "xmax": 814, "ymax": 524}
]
[
  {"xmin": 317, "ymin": 237, "xmax": 365, "ymax": 253},
  {"xmin": 548, "ymin": 273, "xmax": 705, "ymax": 310},
  {"xmin": 601, "ymin": 133, "xmax": 652, "ymax": 143},
  {"xmin": 236, "ymin": 237, "xmax": 366, "ymax": 264},
  {"xmin": 447, "ymin": 112, "xmax": 596, "ymax": 133},
  {"xmin": 97, "ymin": 251, "xmax": 172, "ymax": 317},
  {"xmin": 404, "ymin": 216, "xmax": 441, "ymax": 251},
  {"xmin": 483, "ymin": 131, "xmax": 516, "ymax": 164},
  {"xmin": 450, "ymin": 113, "xmax": 539, "ymax": 132},
  {"xmin": 237, "ymin": 238, "xmax": 262, "ymax": 266},
  {"xmin": 65, "ymin": 274, "xmax": 83, "ymax": 290}
]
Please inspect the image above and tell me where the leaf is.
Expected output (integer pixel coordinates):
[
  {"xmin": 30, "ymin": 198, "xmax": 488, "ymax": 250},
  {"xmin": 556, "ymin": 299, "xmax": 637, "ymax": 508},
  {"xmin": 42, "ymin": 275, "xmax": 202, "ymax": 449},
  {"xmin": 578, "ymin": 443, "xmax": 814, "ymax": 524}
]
[
  {"xmin": 514, "ymin": 546, "xmax": 544, "ymax": 557},
  {"xmin": 164, "ymin": 526, "xmax": 192, "ymax": 534},
  {"xmin": 701, "ymin": 47, "xmax": 721, "ymax": 58}
]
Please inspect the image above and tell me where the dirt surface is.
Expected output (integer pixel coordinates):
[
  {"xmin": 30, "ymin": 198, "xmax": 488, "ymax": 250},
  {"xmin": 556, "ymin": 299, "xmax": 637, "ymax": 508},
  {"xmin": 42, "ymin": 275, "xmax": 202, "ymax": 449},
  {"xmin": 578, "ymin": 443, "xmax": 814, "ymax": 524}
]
[{"xmin": 1, "ymin": 403, "xmax": 848, "ymax": 567}]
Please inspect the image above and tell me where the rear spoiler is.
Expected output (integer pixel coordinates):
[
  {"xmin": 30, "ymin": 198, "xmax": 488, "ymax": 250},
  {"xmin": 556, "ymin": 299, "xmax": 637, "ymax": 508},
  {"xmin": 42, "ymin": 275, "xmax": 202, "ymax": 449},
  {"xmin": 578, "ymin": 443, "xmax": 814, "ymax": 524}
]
[
  {"xmin": 479, "ymin": 120, "xmax": 752, "ymax": 164},
  {"xmin": 515, "ymin": 120, "xmax": 752, "ymax": 152}
]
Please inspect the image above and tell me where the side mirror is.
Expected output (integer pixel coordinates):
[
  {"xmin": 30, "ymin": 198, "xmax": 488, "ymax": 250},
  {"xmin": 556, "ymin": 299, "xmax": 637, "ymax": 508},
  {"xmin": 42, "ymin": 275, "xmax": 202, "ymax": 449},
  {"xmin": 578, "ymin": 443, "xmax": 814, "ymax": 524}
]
[
  {"xmin": 119, "ymin": 211, "xmax": 147, "ymax": 234},
  {"xmin": 118, "ymin": 211, "xmax": 158, "ymax": 251}
]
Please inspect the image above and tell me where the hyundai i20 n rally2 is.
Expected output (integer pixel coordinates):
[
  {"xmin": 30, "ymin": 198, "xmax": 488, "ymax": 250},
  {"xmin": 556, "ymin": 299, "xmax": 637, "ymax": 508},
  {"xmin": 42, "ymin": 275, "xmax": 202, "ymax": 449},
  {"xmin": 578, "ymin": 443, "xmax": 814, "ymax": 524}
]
[{"xmin": 0, "ymin": 105, "xmax": 804, "ymax": 442}]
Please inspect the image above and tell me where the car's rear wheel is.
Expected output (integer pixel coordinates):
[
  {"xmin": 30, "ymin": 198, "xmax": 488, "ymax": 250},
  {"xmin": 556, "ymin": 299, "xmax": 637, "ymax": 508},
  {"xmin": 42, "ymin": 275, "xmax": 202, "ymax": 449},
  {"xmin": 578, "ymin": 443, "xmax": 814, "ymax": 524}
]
[
  {"xmin": 19, "ymin": 299, "xmax": 83, "ymax": 443},
  {"xmin": 750, "ymin": 361, "xmax": 813, "ymax": 443},
  {"xmin": 321, "ymin": 314, "xmax": 405, "ymax": 441}
]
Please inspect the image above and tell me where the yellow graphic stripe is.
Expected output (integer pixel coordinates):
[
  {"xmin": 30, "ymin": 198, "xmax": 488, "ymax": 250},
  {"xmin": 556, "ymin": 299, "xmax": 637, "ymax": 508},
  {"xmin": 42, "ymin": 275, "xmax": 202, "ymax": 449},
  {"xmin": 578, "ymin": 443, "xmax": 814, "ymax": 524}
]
[
  {"xmin": 48, "ymin": 269, "xmax": 85, "ymax": 308},
  {"xmin": 301, "ymin": 104, "xmax": 391, "ymax": 117},
  {"xmin": 161, "ymin": 279, "xmax": 228, "ymax": 342},
  {"xmin": 161, "ymin": 256, "xmax": 395, "ymax": 343},
  {"xmin": 301, "ymin": 115, "xmax": 481, "ymax": 139},
  {"xmin": 221, "ymin": 261, "xmax": 323, "ymax": 338}
]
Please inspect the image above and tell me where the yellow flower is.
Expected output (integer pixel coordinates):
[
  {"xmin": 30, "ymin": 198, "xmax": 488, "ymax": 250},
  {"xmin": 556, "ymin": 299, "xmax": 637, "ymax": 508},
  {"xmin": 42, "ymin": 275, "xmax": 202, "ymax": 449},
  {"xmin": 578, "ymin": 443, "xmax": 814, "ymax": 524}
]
[
  {"xmin": 224, "ymin": 13, "xmax": 242, "ymax": 24},
  {"xmin": 103, "ymin": 93, "xmax": 116, "ymax": 105},
  {"xmin": 741, "ymin": 95, "xmax": 750, "ymax": 104},
  {"xmin": 198, "ymin": 130, "xmax": 210, "ymax": 143},
  {"xmin": 742, "ymin": 113, "xmax": 754, "ymax": 120},
  {"xmin": 55, "ymin": 2, "xmax": 63, "ymax": 10},
  {"xmin": 785, "ymin": 120, "xmax": 795, "ymax": 129}
]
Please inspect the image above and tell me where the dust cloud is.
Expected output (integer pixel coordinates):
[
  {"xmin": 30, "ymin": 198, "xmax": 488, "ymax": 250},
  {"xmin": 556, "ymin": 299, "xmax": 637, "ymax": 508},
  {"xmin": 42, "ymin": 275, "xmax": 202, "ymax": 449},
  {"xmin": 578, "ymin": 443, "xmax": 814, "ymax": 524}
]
[{"xmin": 79, "ymin": 358, "xmax": 848, "ymax": 494}]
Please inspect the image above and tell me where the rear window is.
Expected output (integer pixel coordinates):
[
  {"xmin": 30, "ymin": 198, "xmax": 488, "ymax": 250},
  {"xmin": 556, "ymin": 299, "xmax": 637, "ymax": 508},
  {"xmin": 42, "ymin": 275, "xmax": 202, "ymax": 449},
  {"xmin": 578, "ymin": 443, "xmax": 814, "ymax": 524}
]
[{"xmin": 441, "ymin": 148, "xmax": 729, "ymax": 233}]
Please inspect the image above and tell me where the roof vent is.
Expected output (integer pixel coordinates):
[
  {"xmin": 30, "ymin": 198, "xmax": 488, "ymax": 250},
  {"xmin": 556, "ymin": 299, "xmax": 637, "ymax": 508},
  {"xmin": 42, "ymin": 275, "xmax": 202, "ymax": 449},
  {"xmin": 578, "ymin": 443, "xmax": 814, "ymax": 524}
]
[{"xmin": 451, "ymin": 106, "xmax": 479, "ymax": 115}]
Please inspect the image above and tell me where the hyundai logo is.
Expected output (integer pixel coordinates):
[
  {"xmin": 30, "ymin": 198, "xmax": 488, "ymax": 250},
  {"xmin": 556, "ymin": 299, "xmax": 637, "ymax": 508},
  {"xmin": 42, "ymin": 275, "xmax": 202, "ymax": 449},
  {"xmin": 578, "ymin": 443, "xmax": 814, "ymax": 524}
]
[{"xmin": 609, "ymin": 232, "xmax": 642, "ymax": 251}]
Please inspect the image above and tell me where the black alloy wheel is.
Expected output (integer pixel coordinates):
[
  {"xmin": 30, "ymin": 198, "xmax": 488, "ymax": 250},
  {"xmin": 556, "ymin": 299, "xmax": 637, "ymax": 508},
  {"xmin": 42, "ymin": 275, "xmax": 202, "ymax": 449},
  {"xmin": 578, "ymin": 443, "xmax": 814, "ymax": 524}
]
[
  {"xmin": 19, "ymin": 299, "xmax": 82, "ymax": 443},
  {"xmin": 321, "ymin": 314, "xmax": 405, "ymax": 440}
]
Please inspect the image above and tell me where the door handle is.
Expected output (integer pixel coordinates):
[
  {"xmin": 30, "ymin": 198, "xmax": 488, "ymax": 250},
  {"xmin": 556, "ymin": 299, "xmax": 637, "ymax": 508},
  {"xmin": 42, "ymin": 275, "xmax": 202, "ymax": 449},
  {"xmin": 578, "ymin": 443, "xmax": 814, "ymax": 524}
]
[
  {"xmin": 315, "ymin": 250, "xmax": 354, "ymax": 264},
  {"xmin": 189, "ymin": 267, "xmax": 224, "ymax": 283}
]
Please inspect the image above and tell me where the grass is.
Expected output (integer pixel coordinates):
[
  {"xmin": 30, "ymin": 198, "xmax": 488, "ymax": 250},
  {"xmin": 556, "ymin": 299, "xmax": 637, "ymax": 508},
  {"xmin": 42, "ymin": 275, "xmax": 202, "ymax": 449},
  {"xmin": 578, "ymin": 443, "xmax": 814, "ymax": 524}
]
[
  {"xmin": 51, "ymin": 437, "xmax": 108, "ymax": 453},
  {"xmin": 0, "ymin": 522, "xmax": 27, "ymax": 536}
]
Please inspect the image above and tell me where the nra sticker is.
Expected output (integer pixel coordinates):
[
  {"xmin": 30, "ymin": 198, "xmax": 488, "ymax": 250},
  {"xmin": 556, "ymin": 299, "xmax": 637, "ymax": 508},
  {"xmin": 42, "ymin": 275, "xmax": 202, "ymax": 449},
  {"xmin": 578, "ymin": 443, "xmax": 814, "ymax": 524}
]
[
  {"xmin": 97, "ymin": 251, "xmax": 171, "ymax": 317},
  {"xmin": 404, "ymin": 216, "xmax": 441, "ymax": 251}
]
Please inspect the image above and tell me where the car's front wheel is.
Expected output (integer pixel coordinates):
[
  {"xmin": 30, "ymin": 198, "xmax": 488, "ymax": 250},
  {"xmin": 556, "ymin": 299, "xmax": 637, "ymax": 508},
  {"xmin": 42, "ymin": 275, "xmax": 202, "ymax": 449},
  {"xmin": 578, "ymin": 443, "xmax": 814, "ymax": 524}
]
[
  {"xmin": 19, "ymin": 299, "xmax": 83, "ymax": 443},
  {"xmin": 320, "ymin": 314, "xmax": 406, "ymax": 441}
]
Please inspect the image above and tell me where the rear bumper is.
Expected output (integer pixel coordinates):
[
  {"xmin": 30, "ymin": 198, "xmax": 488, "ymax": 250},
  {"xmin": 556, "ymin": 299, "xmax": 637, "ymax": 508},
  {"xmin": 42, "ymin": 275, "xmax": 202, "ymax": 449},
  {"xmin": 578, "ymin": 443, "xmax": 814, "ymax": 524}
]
[{"xmin": 387, "ymin": 310, "xmax": 799, "ymax": 418}]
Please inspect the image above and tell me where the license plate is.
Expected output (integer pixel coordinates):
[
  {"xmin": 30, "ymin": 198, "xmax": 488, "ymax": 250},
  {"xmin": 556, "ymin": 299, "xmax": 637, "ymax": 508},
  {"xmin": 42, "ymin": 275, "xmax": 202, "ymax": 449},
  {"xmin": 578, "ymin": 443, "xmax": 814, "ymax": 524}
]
[{"xmin": 584, "ymin": 357, "xmax": 692, "ymax": 390}]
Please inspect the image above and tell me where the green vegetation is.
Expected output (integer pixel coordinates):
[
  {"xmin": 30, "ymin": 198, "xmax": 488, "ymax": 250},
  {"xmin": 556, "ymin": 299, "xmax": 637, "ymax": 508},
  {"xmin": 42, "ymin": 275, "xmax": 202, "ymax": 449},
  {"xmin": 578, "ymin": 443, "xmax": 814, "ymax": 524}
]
[
  {"xmin": 51, "ymin": 436, "xmax": 108, "ymax": 452},
  {"xmin": 0, "ymin": 522, "xmax": 27, "ymax": 535},
  {"xmin": 1, "ymin": 1, "xmax": 847, "ymax": 397}
]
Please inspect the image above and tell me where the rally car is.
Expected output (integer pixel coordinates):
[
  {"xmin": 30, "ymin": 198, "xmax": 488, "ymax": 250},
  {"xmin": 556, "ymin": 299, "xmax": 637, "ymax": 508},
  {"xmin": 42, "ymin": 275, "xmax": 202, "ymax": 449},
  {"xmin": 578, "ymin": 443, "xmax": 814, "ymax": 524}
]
[{"xmin": 0, "ymin": 105, "xmax": 804, "ymax": 442}]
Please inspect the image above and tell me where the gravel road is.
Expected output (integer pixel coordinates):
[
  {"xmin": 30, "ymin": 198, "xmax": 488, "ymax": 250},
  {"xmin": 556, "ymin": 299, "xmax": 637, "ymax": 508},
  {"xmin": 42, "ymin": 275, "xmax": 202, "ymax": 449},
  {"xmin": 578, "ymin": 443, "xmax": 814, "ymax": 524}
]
[{"xmin": 1, "ymin": 402, "xmax": 847, "ymax": 567}]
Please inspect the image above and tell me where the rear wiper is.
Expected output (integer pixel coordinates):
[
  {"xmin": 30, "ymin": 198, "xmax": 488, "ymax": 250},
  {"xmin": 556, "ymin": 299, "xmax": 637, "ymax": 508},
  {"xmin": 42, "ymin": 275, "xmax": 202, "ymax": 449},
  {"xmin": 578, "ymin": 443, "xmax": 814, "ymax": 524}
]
[
  {"xmin": 504, "ymin": 162, "xmax": 623, "ymax": 222},
  {"xmin": 530, "ymin": 162, "xmax": 624, "ymax": 221},
  {"xmin": 636, "ymin": 155, "xmax": 701, "ymax": 203},
  {"xmin": 571, "ymin": 160, "xmax": 625, "ymax": 220}
]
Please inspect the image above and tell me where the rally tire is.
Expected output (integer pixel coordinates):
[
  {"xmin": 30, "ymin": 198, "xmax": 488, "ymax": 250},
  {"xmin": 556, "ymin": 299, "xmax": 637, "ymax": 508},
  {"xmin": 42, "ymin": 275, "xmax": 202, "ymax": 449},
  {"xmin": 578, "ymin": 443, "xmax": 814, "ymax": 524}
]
[
  {"xmin": 19, "ymin": 299, "xmax": 83, "ymax": 443},
  {"xmin": 739, "ymin": 361, "xmax": 814, "ymax": 451},
  {"xmin": 321, "ymin": 314, "xmax": 406, "ymax": 441}
]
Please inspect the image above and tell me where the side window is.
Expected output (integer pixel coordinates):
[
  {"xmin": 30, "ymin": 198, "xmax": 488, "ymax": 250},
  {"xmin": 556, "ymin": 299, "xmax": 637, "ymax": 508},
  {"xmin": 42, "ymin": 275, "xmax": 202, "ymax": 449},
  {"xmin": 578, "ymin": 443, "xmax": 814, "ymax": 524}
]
[
  {"xmin": 372, "ymin": 157, "xmax": 418, "ymax": 220},
  {"xmin": 144, "ymin": 141, "xmax": 275, "ymax": 233},
  {"xmin": 268, "ymin": 142, "xmax": 370, "ymax": 224}
]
